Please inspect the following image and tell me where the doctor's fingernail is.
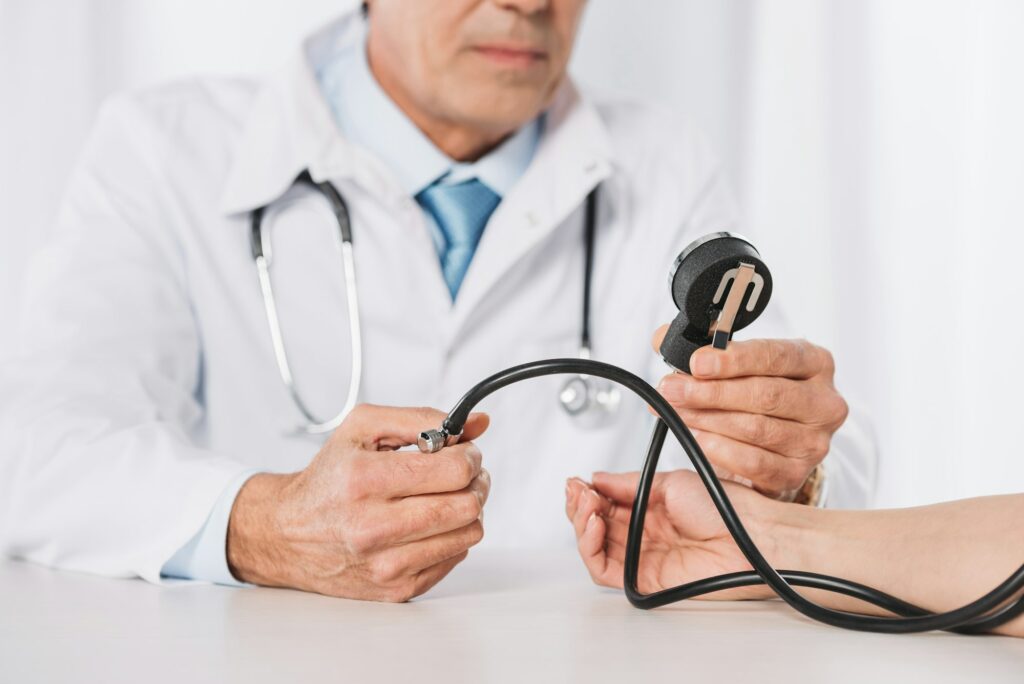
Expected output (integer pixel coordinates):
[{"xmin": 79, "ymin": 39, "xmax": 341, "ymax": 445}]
[{"xmin": 585, "ymin": 512, "xmax": 598, "ymax": 532}]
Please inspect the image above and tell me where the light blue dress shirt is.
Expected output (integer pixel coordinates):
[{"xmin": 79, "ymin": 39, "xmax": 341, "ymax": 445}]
[{"xmin": 161, "ymin": 20, "xmax": 540, "ymax": 584}]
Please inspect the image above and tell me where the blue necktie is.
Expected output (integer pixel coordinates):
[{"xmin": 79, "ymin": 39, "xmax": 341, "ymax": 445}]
[{"xmin": 416, "ymin": 178, "xmax": 501, "ymax": 300}]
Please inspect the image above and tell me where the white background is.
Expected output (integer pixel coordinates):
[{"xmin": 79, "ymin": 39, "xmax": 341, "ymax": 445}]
[{"xmin": 2, "ymin": 0, "xmax": 1022, "ymax": 508}]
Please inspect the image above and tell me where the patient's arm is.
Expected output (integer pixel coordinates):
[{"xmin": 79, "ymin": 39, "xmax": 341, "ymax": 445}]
[{"xmin": 565, "ymin": 470, "xmax": 1024, "ymax": 637}]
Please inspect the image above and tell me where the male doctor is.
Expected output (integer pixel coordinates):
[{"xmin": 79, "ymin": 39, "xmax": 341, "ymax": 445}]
[{"xmin": 0, "ymin": 0, "xmax": 875, "ymax": 602}]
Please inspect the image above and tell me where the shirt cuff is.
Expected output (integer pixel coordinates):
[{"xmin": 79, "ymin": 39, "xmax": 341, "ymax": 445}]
[{"xmin": 160, "ymin": 469, "xmax": 260, "ymax": 586}]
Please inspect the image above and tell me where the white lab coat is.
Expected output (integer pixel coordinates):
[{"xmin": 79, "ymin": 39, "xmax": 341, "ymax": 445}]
[{"xmin": 0, "ymin": 16, "xmax": 876, "ymax": 583}]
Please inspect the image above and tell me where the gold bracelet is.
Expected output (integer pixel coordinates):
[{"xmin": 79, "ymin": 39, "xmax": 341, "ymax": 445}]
[{"xmin": 791, "ymin": 463, "xmax": 826, "ymax": 507}]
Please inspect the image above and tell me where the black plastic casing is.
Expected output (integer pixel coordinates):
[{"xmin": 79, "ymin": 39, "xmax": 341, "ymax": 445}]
[{"xmin": 659, "ymin": 234, "xmax": 772, "ymax": 373}]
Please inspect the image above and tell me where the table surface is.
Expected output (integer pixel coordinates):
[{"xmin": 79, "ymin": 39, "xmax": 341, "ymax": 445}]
[{"xmin": 1, "ymin": 550, "xmax": 1021, "ymax": 683}]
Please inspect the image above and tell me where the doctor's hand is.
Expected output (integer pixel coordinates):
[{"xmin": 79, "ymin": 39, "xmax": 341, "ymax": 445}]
[
  {"xmin": 226, "ymin": 404, "xmax": 490, "ymax": 602},
  {"xmin": 652, "ymin": 329, "xmax": 848, "ymax": 500},
  {"xmin": 565, "ymin": 470, "xmax": 777, "ymax": 599}
]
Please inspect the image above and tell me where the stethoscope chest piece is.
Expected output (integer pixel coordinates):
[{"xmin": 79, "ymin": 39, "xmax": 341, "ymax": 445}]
[
  {"xmin": 660, "ymin": 232, "xmax": 773, "ymax": 373},
  {"xmin": 559, "ymin": 371, "xmax": 622, "ymax": 426}
]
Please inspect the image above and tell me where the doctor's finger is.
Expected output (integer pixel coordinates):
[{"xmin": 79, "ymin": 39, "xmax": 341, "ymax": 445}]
[
  {"xmin": 408, "ymin": 551, "xmax": 469, "ymax": 601},
  {"xmin": 343, "ymin": 405, "xmax": 490, "ymax": 450},
  {"xmin": 388, "ymin": 473, "xmax": 489, "ymax": 543},
  {"xmin": 365, "ymin": 444, "xmax": 482, "ymax": 498},
  {"xmin": 650, "ymin": 324, "xmax": 670, "ymax": 354},
  {"xmin": 342, "ymin": 404, "xmax": 448, "ymax": 449},
  {"xmin": 690, "ymin": 429, "xmax": 809, "ymax": 497},
  {"xmin": 689, "ymin": 339, "xmax": 832, "ymax": 380},
  {"xmin": 670, "ymin": 408, "xmax": 826, "ymax": 460},
  {"xmin": 457, "ymin": 412, "xmax": 490, "ymax": 442},
  {"xmin": 383, "ymin": 520, "xmax": 484, "ymax": 578},
  {"xmin": 659, "ymin": 374, "xmax": 832, "ymax": 424}
]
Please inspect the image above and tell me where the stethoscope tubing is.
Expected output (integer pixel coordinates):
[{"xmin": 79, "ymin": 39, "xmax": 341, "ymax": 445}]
[
  {"xmin": 251, "ymin": 175, "xmax": 606, "ymax": 433},
  {"xmin": 251, "ymin": 173, "xmax": 361, "ymax": 434}
]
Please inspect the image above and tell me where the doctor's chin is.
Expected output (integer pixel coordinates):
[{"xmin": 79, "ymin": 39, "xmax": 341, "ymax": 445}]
[{"xmin": 2, "ymin": 1, "xmax": 1024, "ymax": 681}]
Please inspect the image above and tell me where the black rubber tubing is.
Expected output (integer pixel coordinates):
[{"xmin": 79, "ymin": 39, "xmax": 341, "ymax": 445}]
[{"xmin": 436, "ymin": 357, "xmax": 1024, "ymax": 634}]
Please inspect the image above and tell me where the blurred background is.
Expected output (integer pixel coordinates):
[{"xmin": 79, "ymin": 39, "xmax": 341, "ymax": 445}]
[{"xmin": 2, "ymin": 0, "xmax": 1022, "ymax": 508}]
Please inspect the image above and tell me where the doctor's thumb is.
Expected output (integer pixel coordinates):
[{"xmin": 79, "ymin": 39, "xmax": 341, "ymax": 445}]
[{"xmin": 460, "ymin": 412, "xmax": 491, "ymax": 442}]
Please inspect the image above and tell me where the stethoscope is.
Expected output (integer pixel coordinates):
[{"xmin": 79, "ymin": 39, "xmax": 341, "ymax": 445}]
[{"xmin": 250, "ymin": 171, "xmax": 616, "ymax": 435}]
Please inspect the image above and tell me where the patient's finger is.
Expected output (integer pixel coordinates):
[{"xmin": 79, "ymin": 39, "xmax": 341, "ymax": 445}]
[
  {"xmin": 569, "ymin": 477, "xmax": 633, "ymax": 544},
  {"xmin": 599, "ymin": 512, "xmax": 630, "ymax": 550},
  {"xmin": 591, "ymin": 471, "xmax": 643, "ymax": 504},
  {"xmin": 578, "ymin": 512, "xmax": 623, "ymax": 588},
  {"xmin": 565, "ymin": 477, "xmax": 589, "ymax": 521},
  {"xmin": 572, "ymin": 487, "xmax": 605, "ymax": 538}
]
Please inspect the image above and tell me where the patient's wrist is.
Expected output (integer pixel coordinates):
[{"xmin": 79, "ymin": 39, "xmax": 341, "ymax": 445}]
[{"xmin": 756, "ymin": 499, "xmax": 831, "ymax": 572}]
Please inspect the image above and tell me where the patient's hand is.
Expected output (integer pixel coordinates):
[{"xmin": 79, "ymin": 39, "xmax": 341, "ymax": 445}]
[{"xmin": 565, "ymin": 470, "xmax": 782, "ymax": 599}]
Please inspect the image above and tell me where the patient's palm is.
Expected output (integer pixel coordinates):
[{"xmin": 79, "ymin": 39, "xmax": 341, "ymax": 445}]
[{"xmin": 596, "ymin": 470, "xmax": 765, "ymax": 599}]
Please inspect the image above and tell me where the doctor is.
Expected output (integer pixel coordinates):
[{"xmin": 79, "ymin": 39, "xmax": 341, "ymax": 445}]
[{"xmin": 0, "ymin": 0, "xmax": 875, "ymax": 602}]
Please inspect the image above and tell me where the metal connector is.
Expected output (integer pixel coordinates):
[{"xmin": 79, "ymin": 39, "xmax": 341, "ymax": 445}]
[
  {"xmin": 709, "ymin": 262, "xmax": 761, "ymax": 350},
  {"xmin": 417, "ymin": 428, "xmax": 462, "ymax": 453}
]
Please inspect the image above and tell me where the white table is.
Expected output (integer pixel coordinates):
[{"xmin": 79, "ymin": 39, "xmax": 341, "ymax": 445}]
[{"xmin": 1, "ymin": 550, "xmax": 1021, "ymax": 683}]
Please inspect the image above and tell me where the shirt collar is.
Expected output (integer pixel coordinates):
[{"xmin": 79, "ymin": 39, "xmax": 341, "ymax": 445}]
[{"xmin": 315, "ymin": 19, "xmax": 540, "ymax": 198}]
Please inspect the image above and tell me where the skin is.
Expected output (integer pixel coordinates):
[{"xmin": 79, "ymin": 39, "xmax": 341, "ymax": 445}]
[
  {"xmin": 565, "ymin": 472, "xmax": 1024, "ymax": 638},
  {"xmin": 651, "ymin": 328, "xmax": 850, "ymax": 500},
  {"xmin": 228, "ymin": 405, "xmax": 491, "ymax": 601},
  {"xmin": 365, "ymin": 0, "xmax": 589, "ymax": 161}
]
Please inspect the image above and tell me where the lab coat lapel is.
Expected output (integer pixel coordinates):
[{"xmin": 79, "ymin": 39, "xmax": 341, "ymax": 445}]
[
  {"xmin": 448, "ymin": 83, "xmax": 613, "ymax": 331},
  {"xmin": 219, "ymin": 12, "xmax": 395, "ymax": 216}
]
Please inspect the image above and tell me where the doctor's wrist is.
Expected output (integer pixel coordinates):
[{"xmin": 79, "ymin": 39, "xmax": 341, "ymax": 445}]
[
  {"xmin": 775, "ymin": 463, "xmax": 827, "ymax": 507},
  {"xmin": 226, "ymin": 472, "xmax": 298, "ymax": 586}
]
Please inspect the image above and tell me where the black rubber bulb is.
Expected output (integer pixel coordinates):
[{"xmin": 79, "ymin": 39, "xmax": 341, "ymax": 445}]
[{"xmin": 659, "ymin": 232, "xmax": 773, "ymax": 373}]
